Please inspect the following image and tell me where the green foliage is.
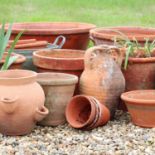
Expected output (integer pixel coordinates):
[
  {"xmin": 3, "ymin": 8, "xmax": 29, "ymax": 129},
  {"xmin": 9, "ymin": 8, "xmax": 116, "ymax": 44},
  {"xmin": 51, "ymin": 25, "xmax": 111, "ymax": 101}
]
[
  {"xmin": 113, "ymin": 31, "xmax": 155, "ymax": 70},
  {"xmin": 0, "ymin": 23, "xmax": 23, "ymax": 70}
]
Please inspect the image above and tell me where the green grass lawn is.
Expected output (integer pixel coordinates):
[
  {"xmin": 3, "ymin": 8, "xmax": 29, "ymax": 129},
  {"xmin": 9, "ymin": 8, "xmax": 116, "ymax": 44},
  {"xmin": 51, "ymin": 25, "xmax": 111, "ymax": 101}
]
[{"xmin": 0, "ymin": 0, "xmax": 155, "ymax": 27}]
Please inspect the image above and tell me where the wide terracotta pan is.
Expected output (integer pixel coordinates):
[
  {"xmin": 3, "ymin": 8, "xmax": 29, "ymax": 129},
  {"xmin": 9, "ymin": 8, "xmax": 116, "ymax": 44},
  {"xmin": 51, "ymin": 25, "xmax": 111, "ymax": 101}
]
[
  {"xmin": 121, "ymin": 90, "xmax": 155, "ymax": 128},
  {"xmin": 7, "ymin": 22, "xmax": 96, "ymax": 50},
  {"xmin": 90, "ymin": 26, "xmax": 155, "ymax": 45},
  {"xmin": 33, "ymin": 49, "xmax": 84, "ymax": 94}
]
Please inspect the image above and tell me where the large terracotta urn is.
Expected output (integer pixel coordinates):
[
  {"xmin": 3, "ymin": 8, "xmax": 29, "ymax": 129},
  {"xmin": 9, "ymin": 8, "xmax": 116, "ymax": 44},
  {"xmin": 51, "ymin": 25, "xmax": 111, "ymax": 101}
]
[
  {"xmin": 0, "ymin": 69, "xmax": 48, "ymax": 136},
  {"xmin": 80, "ymin": 45, "xmax": 125, "ymax": 118}
]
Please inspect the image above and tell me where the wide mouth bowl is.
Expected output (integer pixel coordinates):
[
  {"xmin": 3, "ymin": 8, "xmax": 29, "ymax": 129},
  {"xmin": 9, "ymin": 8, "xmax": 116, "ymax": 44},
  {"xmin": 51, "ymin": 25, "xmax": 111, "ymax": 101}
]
[
  {"xmin": 5, "ymin": 22, "xmax": 96, "ymax": 35},
  {"xmin": 66, "ymin": 95, "xmax": 95, "ymax": 128},
  {"xmin": 37, "ymin": 72, "xmax": 78, "ymax": 85},
  {"xmin": 0, "ymin": 69, "xmax": 37, "ymax": 85},
  {"xmin": 121, "ymin": 90, "xmax": 155, "ymax": 105},
  {"xmin": 0, "ymin": 52, "xmax": 26, "ymax": 64},
  {"xmin": 33, "ymin": 49, "xmax": 85, "ymax": 60},
  {"xmin": 90, "ymin": 26, "xmax": 155, "ymax": 41}
]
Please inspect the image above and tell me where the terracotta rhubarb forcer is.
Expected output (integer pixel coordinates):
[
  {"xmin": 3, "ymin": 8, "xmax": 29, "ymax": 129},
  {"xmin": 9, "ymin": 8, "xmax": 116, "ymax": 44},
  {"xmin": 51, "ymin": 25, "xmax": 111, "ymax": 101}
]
[
  {"xmin": 37, "ymin": 72, "xmax": 78, "ymax": 126},
  {"xmin": 122, "ymin": 57, "xmax": 155, "ymax": 91},
  {"xmin": 33, "ymin": 49, "xmax": 84, "ymax": 94},
  {"xmin": 7, "ymin": 22, "xmax": 96, "ymax": 50},
  {"xmin": 80, "ymin": 45, "xmax": 125, "ymax": 118},
  {"xmin": 90, "ymin": 27, "xmax": 155, "ymax": 46},
  {"xmin": 0, "ymin": 70, "xmax": 48, "ymax": 136},
  {"xmin": 0, "ymin": 52, "xmax": 26, "ymax": 69},
  {"xmin": 66, "ymin": 95, "xmax": 110, "ymax": 130},
  {"xmin": 121, "ymin": 90, "xmax": 155, "ymax": 128}
]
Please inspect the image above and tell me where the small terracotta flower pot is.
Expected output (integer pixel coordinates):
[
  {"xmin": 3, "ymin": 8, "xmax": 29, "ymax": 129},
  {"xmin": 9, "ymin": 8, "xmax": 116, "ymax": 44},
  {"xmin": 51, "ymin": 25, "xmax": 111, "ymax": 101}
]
[
  {"xmin": 66, "ymin": 95, "xmax": 110, "ymax": 130},
  {"xmin": 37, "ymin": 72, "xmax": 78, "ymax": 126},
  {"xmin": 121, "ymin": 90, "xmax": 155, "ymax": 128},
  {"xmin": 89, "ymin": 97, "xmax": 110, "ymax": 129},
  {"xmin": 90, "ymin": 26, "xmax": 155, "ymax": 46},
  {"xmin": 7, "ymin": 22, "xmax": 96, "ymax": 50},
  {"xmin": 33, "ymin": 49, "xmax": 84, "ymax": 94},
  {"xmin": 0, "ymin": 52, "xmax": 26, "ymax": 69}
]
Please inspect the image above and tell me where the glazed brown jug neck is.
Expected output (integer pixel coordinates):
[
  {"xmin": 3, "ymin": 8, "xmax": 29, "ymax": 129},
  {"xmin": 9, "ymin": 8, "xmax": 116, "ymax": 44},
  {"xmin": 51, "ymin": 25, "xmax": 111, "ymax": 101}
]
[
  {"xmin": 0, "ymin": 70, "xmax": 37, "ymax": 85},
  {"xmin": 84, "ymin": 45, "xmax": 123, "ymax": 70}
]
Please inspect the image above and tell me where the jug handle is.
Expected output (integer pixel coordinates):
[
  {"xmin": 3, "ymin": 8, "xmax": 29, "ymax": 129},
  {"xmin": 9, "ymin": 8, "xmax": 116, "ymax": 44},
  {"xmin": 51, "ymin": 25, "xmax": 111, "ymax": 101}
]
[
  {"xmin": 85, "ymin": 45, "xmax": 123, "ymax": 69},
  {"xmin": 34, "ymin": 105, "xmax": 49, "ymax": 122},
  {"xmin": 0, "ymin": 96, "xmax": 18, "ymax": 114}
]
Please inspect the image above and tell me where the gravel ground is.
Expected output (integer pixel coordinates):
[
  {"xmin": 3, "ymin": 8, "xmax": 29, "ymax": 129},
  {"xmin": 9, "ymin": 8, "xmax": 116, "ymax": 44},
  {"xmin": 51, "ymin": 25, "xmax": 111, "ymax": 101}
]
[{"xmin": 0, "ymin": 111, "xmax": 155, "ymax": 155}]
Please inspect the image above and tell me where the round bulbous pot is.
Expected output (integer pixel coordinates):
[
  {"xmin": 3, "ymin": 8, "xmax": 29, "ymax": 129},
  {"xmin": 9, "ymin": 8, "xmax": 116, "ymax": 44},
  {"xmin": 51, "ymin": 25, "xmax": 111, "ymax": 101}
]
[
  {"xmin": 0, "ymin": 52, "xmax": 26, "ymax": 69},
  {"xmin": 37, "ymin": 72, "xmax": 78, "ymax": 126},
  {"xmin": 33, "ymin": 49, "xmax": 84, "ymax": 94},
  {"xmin": 0, "ymin": 69, "xmax": 48, "ymax": 136},
  {"xmin": 7, "ymin": 22, "xmax": 96, "ymax": 50},
  {"xmin": 121, "ymin": 90, "xmax": 155, "ymax": 128},
  {"xmin": 66, "ymin": 95, "xmax": 110, "ymax": 130},
  {"xmin": 80, "ymin": 45, "xmax": 125, "ymax": 118},
  {"xmin": 90, "ymin": 26, "xmax": 155, "ymax": 46}
]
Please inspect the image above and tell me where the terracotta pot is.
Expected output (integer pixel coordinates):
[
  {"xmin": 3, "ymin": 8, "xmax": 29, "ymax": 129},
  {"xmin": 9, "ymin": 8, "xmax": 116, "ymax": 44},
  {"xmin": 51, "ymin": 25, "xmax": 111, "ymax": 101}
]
[
  {"xmin": 0, "ymin": 52, "xmax": 26, "ymax": 69},
  {"xmin": 0, "ymin": 69, "xmax": 48, "ymax": 135},
  {"xmin": 121, "ymin": 90, "xmax": 155, "ymax": 127},
  {"xmin": 37, "ymin": 72, "xmax": 78, "ymax": 126},
  {"xmin": 7, "ymin": 22, "xmax": 96, "ymax": 50},
  {"xmin": 66, "ymin": 95, "xmax": 110, "ymax": 130},
  {"xmin": 122, "ymin": 57, "xmax": 155, "ymax": 91},
  {"xmin": 90, "ymin": 26, "xmax": 155, "ymax": 46},
  {"xmin": 33, "ymin": 49, "xmax": 84, "ymax": 94},
  {"xmin": 80, "ymin": 45, "xmax": 125, "ymax": 118}
]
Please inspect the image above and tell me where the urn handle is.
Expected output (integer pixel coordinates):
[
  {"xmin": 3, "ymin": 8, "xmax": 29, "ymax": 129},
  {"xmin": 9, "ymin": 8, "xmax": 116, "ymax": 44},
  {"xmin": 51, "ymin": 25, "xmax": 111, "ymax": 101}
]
[
  {"xmin": 0, "ymin": 96, "xmax": 18, "ymax": 114},
  {"xmin": 85, "ymin": 45, "xmax": 123, "ymax": 69},
  {"xmin": 34, "ymin": 105, "xmax": 49, "ymax": 122}
]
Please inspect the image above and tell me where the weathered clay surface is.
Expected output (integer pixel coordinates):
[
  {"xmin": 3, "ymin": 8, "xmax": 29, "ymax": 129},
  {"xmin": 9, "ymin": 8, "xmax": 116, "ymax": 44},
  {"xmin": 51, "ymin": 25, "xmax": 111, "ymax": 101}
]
[{"xmin": 80, "ymin": 45, "xmax": 125, "ymax": 118}]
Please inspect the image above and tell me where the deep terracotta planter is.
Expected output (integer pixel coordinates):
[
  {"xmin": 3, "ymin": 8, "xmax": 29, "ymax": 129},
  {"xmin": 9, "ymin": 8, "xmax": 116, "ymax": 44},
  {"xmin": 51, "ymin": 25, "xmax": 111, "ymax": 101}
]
[
  {"xmin": 90, "ymin": 26, "xmax": 155, "ymax": 46},
  {"xmin": 0, "ymin": 52, "xmax": 26, "ymax": 69},
  {"xmin": 80, "ymin": 45, "xmax": 125, "ymax": 118},
  {"xmin": 33, "ymin": 49, "xmax": 84, "ymax": 94},
  {"xmin": 7, "ymin": 22, "xmax": 96, "ymax": 50},
  {"xmin": 121, "ymin": 90, "xmax": 155, "ymax": 128},
  {"xmin": 37, "ymin": 72, "xmax": 78, "ymax": 126},
  {"xmin": 122, "ymin": 57, "xmax": 155, "ymax": 91},
  {"xmin": 66, "ymin": 95, "xmax": 110, "ymax": 130},
  {"xmin": 0, "ymin": 70, "xmax": 48, "ymax": 135}
]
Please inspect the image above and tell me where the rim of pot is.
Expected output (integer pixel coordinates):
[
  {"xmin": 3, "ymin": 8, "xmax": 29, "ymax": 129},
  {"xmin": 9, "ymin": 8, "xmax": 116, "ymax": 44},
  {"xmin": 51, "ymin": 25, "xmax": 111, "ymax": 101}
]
[
  {"xmin": 125, "ymin": 57, "xmax": 155, "ymax": 63},
  {"xmin": 121, "ymin": 90, "xmax": 155, "ymax": 105},
  {"xmin": 66, "ymin": 95, "xmax": 96, "ymax": 128},
  {"xmin": 6, "ymin": 22, "xmax": 96, "ymax": 35},
  {"xmin": 0, "ymin": 69, "xmax": 37, "ymax": 85},
  {"xmin": 0, "ymin": 53, "xmax": 26, "ymax": 64},
  {"xmin": 37, "ymin": 72, "xmax": 78, "ymax": 85},
  {"xmin": 90, "ymin": 26, "xmax": 155, "ymax": 41},
  {"xmin": 33, "ymin": 49, "xmax": 85, "ymax": 61}
]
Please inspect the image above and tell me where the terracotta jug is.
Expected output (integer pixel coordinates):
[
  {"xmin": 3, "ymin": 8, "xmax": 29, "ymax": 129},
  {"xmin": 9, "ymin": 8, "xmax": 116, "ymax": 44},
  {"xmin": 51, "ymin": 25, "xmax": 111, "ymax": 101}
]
[
  {"xmin": 0, "ymin": 69, "xmax": 48, "ymax": 136},
  {"xmin": 80, "ymin": 45, "xmax": 125, "ymax": 118}
]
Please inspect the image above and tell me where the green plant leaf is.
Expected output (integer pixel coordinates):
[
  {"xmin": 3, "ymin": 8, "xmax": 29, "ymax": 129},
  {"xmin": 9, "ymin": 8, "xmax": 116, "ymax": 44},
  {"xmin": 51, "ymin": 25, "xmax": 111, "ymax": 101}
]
[
  {"xmin": 0, "ymin": 23, "xmax": 13, "ymax": 60},
  {"xmin": 124, "ymin": 45, "xmax": 133, "ymax": 70},
  {"xmin": 1, "ymin": 55, "xmax": 18, "ymax": 70},
  {"xmin": 1, "ymin": 30, "xmax": 23, "ymax": 70}
]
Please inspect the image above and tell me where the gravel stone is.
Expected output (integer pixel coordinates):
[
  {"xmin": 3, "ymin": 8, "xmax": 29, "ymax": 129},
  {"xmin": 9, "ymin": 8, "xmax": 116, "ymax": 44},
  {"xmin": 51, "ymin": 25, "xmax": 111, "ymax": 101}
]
[{"xmin": 0, "ymin": 110, "xmax": 155, "ymax": 154}]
